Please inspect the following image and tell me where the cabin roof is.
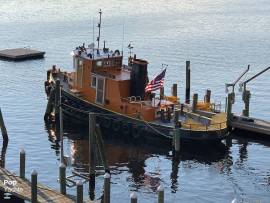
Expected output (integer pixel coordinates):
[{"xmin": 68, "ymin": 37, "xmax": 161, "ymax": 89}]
[{"xmin": 94, "ymin": 67, "xmax": 131, "ymax": 81}]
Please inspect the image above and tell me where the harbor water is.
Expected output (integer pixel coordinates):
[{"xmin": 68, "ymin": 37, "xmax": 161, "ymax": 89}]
[{"xmin": 0, "ymin": 0, "xmax": 270, "ymax": 202}]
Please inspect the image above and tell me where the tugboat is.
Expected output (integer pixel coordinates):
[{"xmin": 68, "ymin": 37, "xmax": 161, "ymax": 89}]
[{"xmin": 44, "ymin": 10, "xmax": 228, "ymax": 143}]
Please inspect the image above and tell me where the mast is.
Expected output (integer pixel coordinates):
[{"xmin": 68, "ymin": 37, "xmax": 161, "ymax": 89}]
[{"xmin": 97, "ymin": 9, "xmax": 102, "ymax": 54}]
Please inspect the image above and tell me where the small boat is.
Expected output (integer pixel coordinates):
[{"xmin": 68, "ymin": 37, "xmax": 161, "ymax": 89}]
[{"xmin": 44, "ymin": 11, "xmax": 228, "ymax": 143}]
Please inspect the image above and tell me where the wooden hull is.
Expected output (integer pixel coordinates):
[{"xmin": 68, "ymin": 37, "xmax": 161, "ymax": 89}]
[{"xmin": 61, "ymin": 90, "xmax": 228, "ymax": 142}]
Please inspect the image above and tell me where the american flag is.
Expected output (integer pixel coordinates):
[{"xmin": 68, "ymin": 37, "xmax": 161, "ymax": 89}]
[{"xmin": 145, "ymin": 68, "xmax": 166, "ymax": 92}]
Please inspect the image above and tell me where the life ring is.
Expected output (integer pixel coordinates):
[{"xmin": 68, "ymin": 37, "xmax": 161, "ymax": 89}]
[
  {"xmin": 112, "ymin": 119, "xmax": 121, "ymax": 132},
  {"xmin": 102, "ymin": 117, "xmax": 111, "ymax": 129},
  {"xmin": 122, "ymin": 122, "xmax": 131, "ymax": 135}
]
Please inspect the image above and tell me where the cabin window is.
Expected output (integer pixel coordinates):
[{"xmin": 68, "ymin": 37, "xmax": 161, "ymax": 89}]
[
  {"xmin": 96, "ymin": 61, "xmax": 102, "ymax": 67},
  {"xmin": 91, "ymin": 75, "xmax": 97, "ymax": 88}
]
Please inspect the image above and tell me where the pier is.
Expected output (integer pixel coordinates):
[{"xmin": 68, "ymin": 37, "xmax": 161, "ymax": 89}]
[{"xmin": 0, "ymin": 48, "xmax": 45, "ymax": 61}]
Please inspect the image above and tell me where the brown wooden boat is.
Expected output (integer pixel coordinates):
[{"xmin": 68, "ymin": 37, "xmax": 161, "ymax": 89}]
[{"xmin": 44, "ymin": 11, "xmax": 228, "ymax": 143}]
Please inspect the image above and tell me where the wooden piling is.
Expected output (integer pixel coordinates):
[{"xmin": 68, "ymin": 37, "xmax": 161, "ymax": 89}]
[
  {"xmin": 130, "ymin": 192, "xmax": 137, "ymax": 203},
  {"xmin": 205, "ymin": 89, "xmax": 211, "ymax": 103},
  {"xmin": 192, "ymin": 93, "xmax": 198, "ymax": 112},
  {"xmin": 160, "ymin": 87, "xmax": 164, "ymax": 100},
  {"xmin": 76, "ymin": 181, "xmax": 83, "ymax": 203},
  {"xmin": 172, "ymin": 84, "xmax": 177, "ymax": 97},
  {"xmin": 31, "ymin": 170, "xmax": 38, "ymax": 203},
  {"xmin": 180, "ymin": 104, "xmax": 184, "ymax": 116},
  {"xmin": 242, "ymin": 90, "xmax": 251, "ymax": 117},
  {"xmin": 20, "ymin": 149, "xmax": 25, "ymax": 179},
  {"xmin": 0, "ymin": 108, "xmax": 8, "ymax": 141},
  {"xmin": 174, "ymin": 128, "xmax": 180, "ymax": 152},
  {"xmin": 226, "ymin": 93, "xmax": 234, "ymax": 127},
  {"xmin": 157, "ymin": 185, "xmax": 164, "ymax": 203},
  {"xmin": 60, "ymin": 106, "xmax": 64, "ymax": 163},
  {"xmin": 174, "ymin": 109, "xmax": 180, "ymax": 126},
  {"xmin": 89, "ymin": 113, "xmax": 97, "ymax": 196},
  {"xmin": 59, "ymin": 163, "xmax": 66, "ymax": 195},
  {"xmin": 104, "ymin": 173, "xmax": 110, "ymax": 203},
  {"xmin": 185, "ymin": 61, "xmax": 191, "ymax": 104}
]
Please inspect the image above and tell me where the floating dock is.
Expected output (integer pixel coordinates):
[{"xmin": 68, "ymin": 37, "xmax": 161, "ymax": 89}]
[
  {"xmin": 231, "ymin": 115, "xmax": 270, "ymax": 136},
  {"xmin": 0, "ymin": 48, "xmax": 45, "ymax": 61}
]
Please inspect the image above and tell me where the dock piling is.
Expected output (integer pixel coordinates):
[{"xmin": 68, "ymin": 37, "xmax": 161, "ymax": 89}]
[
  {"xmin": 205, "ymin": 89, "xmax": 211, "ymax": 103},
  {"xmin": 104, "ymin": 173, "xmax": 111, "ymax": 203},
  {"xmin": 31, "ymin": 170, "xmax": 38, "ymax": 203},
  {"xmin": 160, "ymin": 87, "xmax": 164, "ymax": 100},
  {"xmin": 59, "ymin": 163, "xmax": 66, "ymax": 195},
  {"xmin": 172, "ymin": 84, "xmax": 177, "ymax": 97},
  {"xmin": 185, "ymin": 61, "xmax": 191, "ymax": 104},
  {"xmin": 174, "ymin": 128, "xmax": 180, "ymax": 152},
  {"xmin": 55, "ymin": 79, "xmax": 61, "ymax": 124},
  {"xmin": 242, "ymin": 90, "xmax": 251, "ymax": 117},
  {"xmin": 0, "ymin": 108, "xmax": 8, "ymax": 141},
  {"xmin": 157, "ymin": 185, "xmax": 164, "ymax": 203},
  {"xmin": 76, "ymin": 181, "xmax": 83, "ymax": 203},
  {"xmin": 192, "ymin": 93, "xmax": 198, "ymax": 112},
  {"xmin": 20, "ymin": 149, "xmax": 25, "ymax": 179},
  {"xmin": 130, "ymin": 192, "xmax": 137, "ymax": 203},
  {"xmin": 89, "ymin": 113, "xmax": 97, "ymax": 197}
]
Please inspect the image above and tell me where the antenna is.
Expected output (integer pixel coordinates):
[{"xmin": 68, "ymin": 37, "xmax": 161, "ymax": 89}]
[
  {"xmin": 121, "ymin": 18, "xmax": 125, "ymax": 57},
  {"xmin": 92, "ymin": 17, "xmax": 95, "ymax": 47},
  {"xmin": 127, "ymin": 41, "xmax": 133, "ymax": 58},
  {"xmin": 97, "ymin": 9, "xmax": 102, "ymax": 54}
]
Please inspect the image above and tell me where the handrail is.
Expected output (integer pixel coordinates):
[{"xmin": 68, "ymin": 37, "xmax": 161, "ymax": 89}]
[{"xmin": 182, "ymin": 121, "xmax": 227, "ymax": 132}]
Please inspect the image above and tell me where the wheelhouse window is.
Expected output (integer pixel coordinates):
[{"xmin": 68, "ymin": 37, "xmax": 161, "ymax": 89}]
[{"xmin": 91, "ymin": 75, "xmax": 97, "ymax": 88}]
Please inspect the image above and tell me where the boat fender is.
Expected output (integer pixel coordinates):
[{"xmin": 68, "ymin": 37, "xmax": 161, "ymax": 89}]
[
  {"xmin": 112, "ymin": 119, "xmax": 122, "ymax": 132},
  {"xmin": 102, "ymin": 117, "xmax": 112, "ymax": 129}
]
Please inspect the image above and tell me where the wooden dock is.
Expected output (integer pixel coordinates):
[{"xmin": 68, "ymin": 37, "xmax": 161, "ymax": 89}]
[
  {"xmin": 0, "ymin": 167, "xmax": 98, "ymax": 203},
  {"xmin": 0, "ymin": 48, "xmax": 45, "ymax": 61},
  {"xmin": 231, "ymin": 115, "xmax": 270, "ymax": 136}
]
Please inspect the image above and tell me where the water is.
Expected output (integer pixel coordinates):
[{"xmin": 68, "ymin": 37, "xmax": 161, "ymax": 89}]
[{"xmin": 0, "ymin": 0, "xmax": 270, "ymax": 202}]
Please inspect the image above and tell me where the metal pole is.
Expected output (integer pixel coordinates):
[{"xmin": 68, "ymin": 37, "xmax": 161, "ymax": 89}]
[
  {"xmin": 104, "ymin": 173, "xmax": 111, "ymax": 203},
  {"xmin": 76, "ymin": 181, "xmax": 83, "ymax": 203},
  {"xmin": 185, "ymin": 61, "xmax": 191, "ymax": 104},
  {"xmin": 59, "ymin": 163, "xmax": 66, "ymax": 195},
  {"xmin": 130, "ymin": 192, "xmax": 137, "ymax": 203},
  {"xmin": 174, "ymin": 128, "xmax": 180, "ymax": 152},
  {"xmin": 55, "ymin": 79, "xmax": 61, "ymax": 124},
  {"xmin": 157, "ymin": 185, "xmax": 164, "ymax": 203},
  {"xmin": 31, "ymin": 170, "xmax": 38, "ymax": 203},
  {"xmin": 20, "ymin": 149, "xmax": 25, "ymax": 179},
  {"xmin": 172, "ymin": 84, "xmax": 177, "ymax": 97}
]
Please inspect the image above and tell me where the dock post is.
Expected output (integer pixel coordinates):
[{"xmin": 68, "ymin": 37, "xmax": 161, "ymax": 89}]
[
  {"xmin": 20, "ymin": 149, "xmax": 25, "ymax": 179},
  {"xmin": 104, "ymin": 173, "xmax": 111, "ymax": 203},
  {"xmin": 160, "ymin": 87, "xmax": 164, "ymax": 100},
  {"xmin": 226, "ymin": 93, "xmax": 234, "ymax": 128},
  {"xmin": 0, "ymin": 108, "xmax": 8, "ymax": 141},
  {"xmin": 185, "ymin": 61, "xmax": 191, "ymax": 104},
  {"xmin": 205, "ymin": 89, "xmax": 211, "ymax": 103},
  {"xmin": 242, "ymin": 90, "xmax": 251, "ymax": 117},
  {"xmin": 180, "ymin": 104, "xmax": 184, "ymax": 116},
  {"xmin": 172, "ymin": 84, "xmax": 177, "ymax": 97},
  {"xmin": 157, "ymin": 185, "xmax": 164, "ymax": 203},
  {"xmin": 130, "ymin": 192, "xmax": 137, "ymax": 203},
  {"xmin": 192, "ymin": 93, "xmax": 198, "ymax": 112},
  {"xmin": 31, "ymin": 170, "xmax": 38, "ymax": 203},
  {"xmin": 55, "ymin": 79, "xmax": 61, "ymax": 124},
  {"xmin": 89, "ymin": 113, "xmax": 96, "ymax": 199},
  {"xmin": 174, "ymin": 128, "xmax": 180, "ymax": 152},
  {"xmin": 76, "ymin": 181, "xmax": 83, "ymax": 203},
  {"xmin": 60, "ymin": 106, "xmax": 64, "ymax": 163},
  {"xmin": 59, "ymin": 163, "xmax": 66, "ymax": 195}
]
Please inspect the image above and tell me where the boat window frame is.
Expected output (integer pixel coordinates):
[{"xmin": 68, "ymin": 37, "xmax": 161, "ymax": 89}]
[
  {"xmin": 95, "ymin": 76, "xmax": 106, "ymax": 105},
  {"xmin": 91, "ymin": 74, "xmax": 97, "ymax": 88}
]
